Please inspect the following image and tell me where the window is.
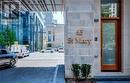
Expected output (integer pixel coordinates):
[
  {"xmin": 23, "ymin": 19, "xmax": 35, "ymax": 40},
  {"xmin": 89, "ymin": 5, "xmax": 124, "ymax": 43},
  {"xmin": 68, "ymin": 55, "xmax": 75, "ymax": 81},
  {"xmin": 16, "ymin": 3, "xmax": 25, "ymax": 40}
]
[
  {"xmin": 101, "ymin": 0, "xmax": 121, "ymax": 71},
  {"xmin": 48, "ymin": 31, "xmax": 51, "ymax": 34},
  {"xmin": 53, "ymin": 35, "xmax": 55, "ymax": 41},
  {"xmin": 101, "ymin": 0, "xmax": 120, "ymax": 17},
  {"xmin": 48, "ymin": 31, "xmax": 52, "ymax": 42},
  {"xmin": 1, "ymin": 50, "xmax": 8, "ymax": 54},
  {"xmin": 48, "ymin": 35, "xmax": 52, "ymax": 42}
]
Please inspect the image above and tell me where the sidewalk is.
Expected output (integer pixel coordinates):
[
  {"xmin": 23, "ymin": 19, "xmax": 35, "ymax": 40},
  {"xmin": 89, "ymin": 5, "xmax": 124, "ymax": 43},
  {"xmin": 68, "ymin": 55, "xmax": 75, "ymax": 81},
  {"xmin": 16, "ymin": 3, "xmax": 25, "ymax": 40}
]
[
  {"xmin": 0, "ymin": 67, "xmax": 56, "ymax": 83},
  {"xmin": 1, "ymin": 65, "xmax": 130, "ymax": 83},
  {"xmin": 55, "ymin": 65, "xmax": 65, "ymax": 83},
  {"xmin": 0, "ymin": 65, "xmax": 65, "ymax": 83},
  {"xmin": 56, "ymin": 65, "xmax": 130, "ymax": 83},
  {"xmin": 95, "ymin": 76, "xmax": 130, "ymax": 83}
]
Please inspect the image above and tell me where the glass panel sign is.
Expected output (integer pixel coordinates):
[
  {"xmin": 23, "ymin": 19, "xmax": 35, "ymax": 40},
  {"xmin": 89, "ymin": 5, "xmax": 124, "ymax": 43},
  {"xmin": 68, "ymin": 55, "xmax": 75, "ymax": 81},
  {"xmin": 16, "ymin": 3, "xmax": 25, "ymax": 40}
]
[{"xmin": 102, "ymin": 22, "xmax": 116, "ymax": 64}]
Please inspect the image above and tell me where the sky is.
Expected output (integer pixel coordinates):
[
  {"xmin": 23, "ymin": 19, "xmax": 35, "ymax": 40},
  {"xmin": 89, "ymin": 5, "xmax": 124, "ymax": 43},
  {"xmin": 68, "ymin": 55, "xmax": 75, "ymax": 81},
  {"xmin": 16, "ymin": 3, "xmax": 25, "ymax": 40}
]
[
  {"xmin": 35, "ymin": 11, "xmax": 64, "ymax": 27},
  {"xmin": 53, "ymin": 11, "xmax": 64, "ymax": 24}
]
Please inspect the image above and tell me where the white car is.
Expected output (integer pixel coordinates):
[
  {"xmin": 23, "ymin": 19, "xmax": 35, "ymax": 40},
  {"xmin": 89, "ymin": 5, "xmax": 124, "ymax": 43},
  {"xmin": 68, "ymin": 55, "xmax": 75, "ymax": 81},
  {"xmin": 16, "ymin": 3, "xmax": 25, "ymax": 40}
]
[
  {"xmin": 23, "ymin": 50, "xmax": 29, "ymax": 57},
  {"xmin": 41, "ymin": 48, "xmax": 54, "ymax": 53},
  {"xmin": 13, "ymin": 50, "xmax": 29, "ymax": 58},
  {"xmin": 11, "ymin": 45, "xmax": 29, "ymax": 58},
  {"xmin": 58, "ymin": 47, "xmax": 64, "ymax": 53}
]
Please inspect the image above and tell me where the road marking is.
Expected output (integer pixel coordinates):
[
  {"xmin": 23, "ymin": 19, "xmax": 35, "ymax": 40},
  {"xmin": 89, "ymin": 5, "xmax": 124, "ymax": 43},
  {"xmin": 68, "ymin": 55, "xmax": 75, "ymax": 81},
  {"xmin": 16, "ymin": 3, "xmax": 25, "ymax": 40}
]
[{"xmin": 53, "ymin": 65, "xmax": 59, "ymax": 83}]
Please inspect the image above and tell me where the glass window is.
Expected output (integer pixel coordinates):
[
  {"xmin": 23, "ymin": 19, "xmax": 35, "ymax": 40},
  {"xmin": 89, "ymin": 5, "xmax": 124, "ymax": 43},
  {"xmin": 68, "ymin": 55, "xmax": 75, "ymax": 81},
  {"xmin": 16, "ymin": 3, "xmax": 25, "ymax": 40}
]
[
  {"xmin": 48, "ymin": 31, "xmax": 51, "ymax": 34},
  {"xmin": 1, "ymin": 50, "xmax": 8, "ymax": 54},
  {"xmin": 48, "ymin": 35, "xmax": 51, "ymax": 42},
  {"xmin": 101, "ymin": 0, "xmax": 120, "ymax": 17},
  {"xmin": 102, "ymin": 22, "xmax": 116, "ymax": 64}
]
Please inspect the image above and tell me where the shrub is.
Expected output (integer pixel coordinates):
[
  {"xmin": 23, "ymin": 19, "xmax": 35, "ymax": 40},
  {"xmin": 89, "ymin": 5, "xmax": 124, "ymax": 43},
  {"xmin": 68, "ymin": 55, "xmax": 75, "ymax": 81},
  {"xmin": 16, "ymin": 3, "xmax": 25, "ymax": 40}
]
[
  {"xmin": 71, "ymin": 64, "xmax": 80, "ymax": 79},
  {"xmin": 81, "ymin": 64, "xmax": 91, "ymax": 79}
]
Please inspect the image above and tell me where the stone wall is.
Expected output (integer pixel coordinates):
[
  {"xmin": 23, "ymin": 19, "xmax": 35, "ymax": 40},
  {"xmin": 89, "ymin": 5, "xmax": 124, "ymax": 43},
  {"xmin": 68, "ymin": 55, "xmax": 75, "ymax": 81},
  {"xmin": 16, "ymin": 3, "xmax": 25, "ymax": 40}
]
[{"xmin": 65, "ymin": 0, "xmax": 96, "ymax": 78}]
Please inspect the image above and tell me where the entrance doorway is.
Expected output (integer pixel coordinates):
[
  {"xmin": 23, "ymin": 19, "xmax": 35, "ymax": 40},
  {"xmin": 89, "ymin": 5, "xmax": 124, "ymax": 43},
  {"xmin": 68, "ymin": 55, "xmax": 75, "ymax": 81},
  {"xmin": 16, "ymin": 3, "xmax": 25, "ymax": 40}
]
[{"xmin": 101, "ymin": 0, "xmax": 121, "ymax": 71}]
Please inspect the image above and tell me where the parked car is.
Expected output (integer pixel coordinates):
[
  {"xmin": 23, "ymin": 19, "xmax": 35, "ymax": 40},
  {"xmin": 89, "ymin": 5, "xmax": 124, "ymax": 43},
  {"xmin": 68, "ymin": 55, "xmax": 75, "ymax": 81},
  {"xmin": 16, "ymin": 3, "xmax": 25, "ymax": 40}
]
[
  {"xmin": 41, "ymin": 48, "xmax": 55, "ymax": 53},
  {"xmin": 11, "ymin": 45, "xmax": 29, "ymax": 58},
  {"xmin": 13, "ymin": 50, "xmax": 29, "ymax": 58},
  {"xmin": 0, "ymin": 49, "xmax": 18, "ymax": 67},
  {"xmin": 23, "ymin": 50, "xmax": 30, "ymax": 57},
  {"xmin": 58, "ymin": 47, "xmax": 64, "ymax": 53}
]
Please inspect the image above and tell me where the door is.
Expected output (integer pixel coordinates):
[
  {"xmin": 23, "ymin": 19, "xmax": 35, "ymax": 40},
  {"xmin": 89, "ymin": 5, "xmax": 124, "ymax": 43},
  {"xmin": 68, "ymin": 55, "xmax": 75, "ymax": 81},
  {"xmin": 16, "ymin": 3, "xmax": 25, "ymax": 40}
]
[
  {"xmin": 101, "ymin": 0, "xmax": 121, "ymax": 72},
  {"xmin": 101, "ymin": 20, "xmax": 116, "ymax": 71}
]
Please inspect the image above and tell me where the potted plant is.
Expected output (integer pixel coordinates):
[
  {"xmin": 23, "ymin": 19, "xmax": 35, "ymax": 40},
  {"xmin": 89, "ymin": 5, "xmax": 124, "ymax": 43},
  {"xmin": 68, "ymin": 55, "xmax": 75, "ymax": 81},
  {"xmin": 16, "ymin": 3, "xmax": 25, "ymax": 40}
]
[
  {"xmin": 71, "ymin": 64, "xmax": 80, "ymax": 80},
  {"xmin": 70, "ymin": 64, "xmax": 92, "ymax": 83},
  {"xmin": 81, "ymin": 64, "xmax": 91, "ymax": 79}
]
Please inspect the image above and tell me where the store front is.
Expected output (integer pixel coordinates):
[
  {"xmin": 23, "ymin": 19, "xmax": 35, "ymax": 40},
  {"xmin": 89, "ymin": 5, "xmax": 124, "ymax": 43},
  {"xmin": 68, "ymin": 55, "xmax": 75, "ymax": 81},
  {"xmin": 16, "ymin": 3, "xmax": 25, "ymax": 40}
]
[{"xmin": 65, "ymin": 0, "xmax": 130, "ymax": 78}]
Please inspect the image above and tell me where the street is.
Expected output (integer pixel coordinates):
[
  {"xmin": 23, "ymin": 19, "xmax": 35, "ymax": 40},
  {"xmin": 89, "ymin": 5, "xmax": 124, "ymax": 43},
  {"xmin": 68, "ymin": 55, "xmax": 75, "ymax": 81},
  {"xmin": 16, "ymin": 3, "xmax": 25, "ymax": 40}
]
[
  {"xmin": 16, "ymin": 52, "xmax": 64, "ymax": 67},
  {"xmin": 0, "ymin": 52, "xmax": 65, "ymax": 83},
  {"xmin": 1, "ymin": 52, "xmax": 130, "ymax": 83}
]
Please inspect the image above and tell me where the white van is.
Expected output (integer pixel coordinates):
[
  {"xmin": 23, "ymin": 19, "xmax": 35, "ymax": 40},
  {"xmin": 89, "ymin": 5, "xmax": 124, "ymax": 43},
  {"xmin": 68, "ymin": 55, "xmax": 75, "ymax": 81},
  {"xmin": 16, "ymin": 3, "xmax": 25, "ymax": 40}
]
[{"xmin": 11, "ymin": 45, "xmax": 29, "ymax": 58}]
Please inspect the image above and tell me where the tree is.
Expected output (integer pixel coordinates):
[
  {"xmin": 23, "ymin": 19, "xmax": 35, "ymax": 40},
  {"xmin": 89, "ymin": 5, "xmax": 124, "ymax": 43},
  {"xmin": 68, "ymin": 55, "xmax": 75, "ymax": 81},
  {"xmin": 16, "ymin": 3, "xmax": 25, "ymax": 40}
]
[
  {"xmin": 0, "ymin": 32, "xmax": 6, "ymax": 48},
  {"xmin": 5, "ymin": 28, "xmax": 16, "ymax": 47},
  {"xmin": 4, "ymin": 28, "xmax": 16, "ymax": 48},
  {"xmin": 0, "ymin": 27, "xmax": 16, "ymax": 49}
]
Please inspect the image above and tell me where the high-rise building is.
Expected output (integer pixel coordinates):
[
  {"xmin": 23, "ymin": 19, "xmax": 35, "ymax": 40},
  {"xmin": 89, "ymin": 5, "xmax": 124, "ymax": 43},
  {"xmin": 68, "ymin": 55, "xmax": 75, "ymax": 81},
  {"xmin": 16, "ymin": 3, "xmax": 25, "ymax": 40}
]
[{"xmin": 0, "ymin": 11, "xmax": 44, "ymax": 52}]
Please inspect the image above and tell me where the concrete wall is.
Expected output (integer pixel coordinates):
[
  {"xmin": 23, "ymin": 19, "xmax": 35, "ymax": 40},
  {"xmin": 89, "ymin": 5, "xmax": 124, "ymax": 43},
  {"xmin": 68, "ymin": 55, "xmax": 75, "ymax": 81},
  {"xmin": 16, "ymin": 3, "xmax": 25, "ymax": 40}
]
[{"xmin": 65, "ymin": 0, "xmax": 130, "ymax": 78}]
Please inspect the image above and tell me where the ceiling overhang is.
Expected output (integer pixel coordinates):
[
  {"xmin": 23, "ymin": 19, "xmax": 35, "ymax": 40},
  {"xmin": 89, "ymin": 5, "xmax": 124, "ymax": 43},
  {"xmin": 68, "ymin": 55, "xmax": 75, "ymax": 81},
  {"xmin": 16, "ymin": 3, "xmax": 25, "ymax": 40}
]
[{"xmin": 0, "ymin": 0, "xmax": 64, "ymax": 12}]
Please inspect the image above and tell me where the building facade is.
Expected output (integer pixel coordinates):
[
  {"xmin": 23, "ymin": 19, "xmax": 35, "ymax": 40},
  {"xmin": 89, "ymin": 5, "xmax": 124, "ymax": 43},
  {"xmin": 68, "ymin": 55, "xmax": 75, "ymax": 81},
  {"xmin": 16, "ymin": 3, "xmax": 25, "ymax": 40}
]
[
  {"xmin": 46, "ymin": 24, "xmax": 64, "ymax": 48},
  {"xmin": 65, "ymin": 0, "xmax": 130, "ymax": 78},
  {"xmin": 0, "ymin": 11, "xmax": 44, "ymax": 52}
]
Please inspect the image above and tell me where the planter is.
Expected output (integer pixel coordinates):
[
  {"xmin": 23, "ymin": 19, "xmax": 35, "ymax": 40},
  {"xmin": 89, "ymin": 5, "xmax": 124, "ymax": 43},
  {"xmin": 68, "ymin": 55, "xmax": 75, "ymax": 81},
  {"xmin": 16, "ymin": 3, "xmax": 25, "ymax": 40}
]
[
  {"xmin": 65, "ymin": 78, "xmax": 96, "ymax": 83},
  {"xmin": 71, "ymin": 64, "xmax": 92, "ymax": 81}
]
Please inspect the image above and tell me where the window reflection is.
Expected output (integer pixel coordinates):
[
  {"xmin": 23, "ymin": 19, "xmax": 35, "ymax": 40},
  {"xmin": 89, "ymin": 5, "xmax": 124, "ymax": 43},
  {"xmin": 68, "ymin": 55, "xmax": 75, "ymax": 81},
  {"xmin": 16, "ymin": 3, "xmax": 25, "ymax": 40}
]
[
  {"xmin": 101, "ymin": 0, "xmax": 120, "ymax": 17},
  {"xmin": 102, "ymin": 22, "xmax": 116, "ymax": 64}
]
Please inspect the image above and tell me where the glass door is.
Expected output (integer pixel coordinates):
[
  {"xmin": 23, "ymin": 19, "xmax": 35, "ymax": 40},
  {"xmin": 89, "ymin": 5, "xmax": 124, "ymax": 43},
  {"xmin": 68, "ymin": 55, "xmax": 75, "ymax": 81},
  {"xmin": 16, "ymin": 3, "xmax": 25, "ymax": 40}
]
[
  {"xmin": 101, "ymin": 0, "xmax": 121, "ymax": 71},
  {"xmin": 101, "ymin": 20, "xmax": 119, "ymax": 71}
]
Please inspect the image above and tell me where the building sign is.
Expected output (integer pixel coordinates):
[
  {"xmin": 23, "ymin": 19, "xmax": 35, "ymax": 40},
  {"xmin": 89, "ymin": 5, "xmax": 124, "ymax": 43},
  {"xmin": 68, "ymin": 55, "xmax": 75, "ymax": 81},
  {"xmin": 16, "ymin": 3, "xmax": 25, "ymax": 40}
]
[{"xmin": 67, "ymin": 29, "xmax": 92, "ymax": 45}]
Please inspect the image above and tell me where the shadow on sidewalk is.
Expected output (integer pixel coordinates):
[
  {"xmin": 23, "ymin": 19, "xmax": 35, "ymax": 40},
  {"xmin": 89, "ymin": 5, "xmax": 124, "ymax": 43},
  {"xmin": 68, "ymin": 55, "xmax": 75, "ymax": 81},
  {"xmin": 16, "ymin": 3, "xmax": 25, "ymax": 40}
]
[{"xmin": 0, "ymin": 67, "xmax": 56, "ymax": 83}]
